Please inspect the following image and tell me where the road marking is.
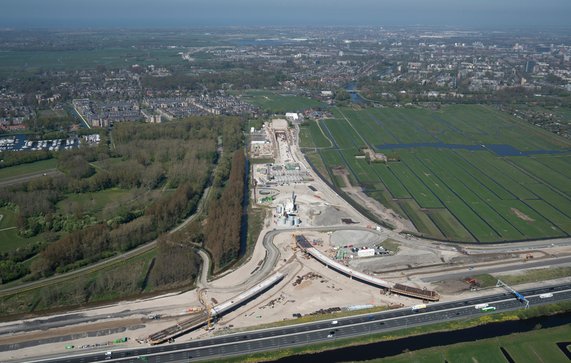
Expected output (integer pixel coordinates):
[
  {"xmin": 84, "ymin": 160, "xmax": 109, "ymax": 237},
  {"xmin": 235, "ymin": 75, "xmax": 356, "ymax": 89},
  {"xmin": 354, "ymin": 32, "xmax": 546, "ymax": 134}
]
[{"xmin": 34, "ymin": 288, "xmax": 571, "ymax": 363}]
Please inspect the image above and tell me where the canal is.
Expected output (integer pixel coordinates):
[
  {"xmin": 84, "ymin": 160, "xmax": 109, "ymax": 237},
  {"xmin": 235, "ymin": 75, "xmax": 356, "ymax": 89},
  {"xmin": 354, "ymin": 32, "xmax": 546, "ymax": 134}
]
[{"xmin": 268, "ymin": 312, "xmax": 571, "ymax": 362}]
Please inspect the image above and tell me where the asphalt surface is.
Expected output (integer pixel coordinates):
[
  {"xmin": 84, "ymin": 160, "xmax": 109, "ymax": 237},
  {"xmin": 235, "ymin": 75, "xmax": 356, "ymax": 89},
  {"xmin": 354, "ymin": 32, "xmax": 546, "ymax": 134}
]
[
  {"xmin": 26, "ymin": 283, "xmax": 571, "ymax": 363},
  {"xmin": 3, "ymin": 224, "xmax": 569, "ymax": 343},
  {"xmin": 0, "ymin": 169, "xmax": 61, "ymax": 188},
  {"xmin": 422, "ymin": 255, "xmax": 571, "ymax": 282}
]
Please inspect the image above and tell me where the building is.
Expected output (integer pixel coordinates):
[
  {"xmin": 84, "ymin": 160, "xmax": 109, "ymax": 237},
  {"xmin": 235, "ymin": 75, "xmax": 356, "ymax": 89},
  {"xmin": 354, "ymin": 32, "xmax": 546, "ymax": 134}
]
[
  {"xmin": 250, "ymin": 130, "xmax": 268, "ymax": 144},
  {"xmin": 285, "ymin": 112, "xmax": 300, "ymax": 122},
  {"xmin": 357, "ymin": 248, "xmax": 375, "ymax": 258}
]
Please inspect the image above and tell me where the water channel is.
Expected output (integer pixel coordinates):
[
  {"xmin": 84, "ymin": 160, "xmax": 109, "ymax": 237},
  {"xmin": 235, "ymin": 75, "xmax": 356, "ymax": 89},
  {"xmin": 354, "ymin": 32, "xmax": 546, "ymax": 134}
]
[{"xmin": 268, "ymin": 312, "xmax": 571, "ymax": 362}]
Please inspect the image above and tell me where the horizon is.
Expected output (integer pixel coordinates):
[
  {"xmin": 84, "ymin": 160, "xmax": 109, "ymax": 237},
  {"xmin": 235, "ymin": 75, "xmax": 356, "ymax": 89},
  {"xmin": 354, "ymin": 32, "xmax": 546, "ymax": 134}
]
[{"xmin": 1, "ymin": 0, "xmax": 571, "ymax": 29}]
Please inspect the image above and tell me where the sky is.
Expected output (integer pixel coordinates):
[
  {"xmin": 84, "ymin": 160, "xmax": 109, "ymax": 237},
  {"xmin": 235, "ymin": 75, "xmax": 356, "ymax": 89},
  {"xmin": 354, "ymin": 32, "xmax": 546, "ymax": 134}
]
[{"xmin": 0, "ymin": 0, "xmax": 570, "ymax": 28}]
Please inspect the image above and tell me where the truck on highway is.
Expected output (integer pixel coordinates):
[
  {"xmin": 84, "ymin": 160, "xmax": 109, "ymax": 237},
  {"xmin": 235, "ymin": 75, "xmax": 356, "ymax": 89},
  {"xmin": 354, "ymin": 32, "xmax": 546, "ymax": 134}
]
[
  {"xmin": 411, "ymin": 304, "xmax": 427, "ymax": 311},
  {"xmin": 481, "ymin": 306, "xmax": 496, "ymax": 312},
  {"xmin": 474, "ymin": 303, "xmax": 488, "ymax": 309},
  {"xmin": 539, "ymin": 293, "xmax": 554, "ymax": 299}
]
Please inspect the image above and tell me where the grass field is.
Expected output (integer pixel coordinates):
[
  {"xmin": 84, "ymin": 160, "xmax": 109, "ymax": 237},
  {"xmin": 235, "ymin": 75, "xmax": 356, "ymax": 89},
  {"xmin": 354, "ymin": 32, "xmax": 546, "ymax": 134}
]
[
  {"xmin": 0, "ymin": 158, "xmax": 58, "ymax": 182},
  {"xmin": 239, "ymin": 90, "xmax": 325, "ymax": 114},
  {"xmin": 56, "ymin": 188, "xmax": 135, "ymax": 219},
  {"xmin": 302, "ymin": 105, "xmax": 571, "ymax": 242},
  {"xmin": 0, "ymin": 248, "xmax": 158, "ymax": 315},
  {"xmin": 373, "ymin": 323, "xmax": 571, "ymax": 363},
  {"xmin": 0, "ymin": 207, "xmax": 43, "ymax": 253},
  {"xmin": 37, "ymin": 109, "xmax": 68, "ymax": 119},
  {"xmin": 473, "ymin": 267, "xmax": 571, "ymax": 288},
  {"xmin": 0, "ymin": 48, "xmax": 183, "ymax": 77},
  {"xmin": 299, "ymin": 120, "xmax": 332, "ymax": 148}
]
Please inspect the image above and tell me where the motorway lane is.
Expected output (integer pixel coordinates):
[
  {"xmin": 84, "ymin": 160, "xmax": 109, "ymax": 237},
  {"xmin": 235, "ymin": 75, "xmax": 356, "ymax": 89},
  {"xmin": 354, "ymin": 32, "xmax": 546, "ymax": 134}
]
[{"xmin": 30, "ymin": 283, "xmax": 571, "ymax": 363}]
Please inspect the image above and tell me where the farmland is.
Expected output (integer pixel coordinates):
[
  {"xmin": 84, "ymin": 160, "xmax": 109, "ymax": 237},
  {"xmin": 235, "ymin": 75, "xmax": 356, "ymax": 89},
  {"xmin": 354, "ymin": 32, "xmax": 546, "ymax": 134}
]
[
  {"xmin": 239, "ymin": 90, "xmax": 326, "ymax": 114},
  {"xmin": 303, "ymin": 105, "xmax": 571, "ymax": 243},
  {"xmin": 299, "ymin": 120, "xmax": 333, "ymax": 149},
  {"xmin": 0, "ymin": 48, "xmax": 184, "ymax": 77}
]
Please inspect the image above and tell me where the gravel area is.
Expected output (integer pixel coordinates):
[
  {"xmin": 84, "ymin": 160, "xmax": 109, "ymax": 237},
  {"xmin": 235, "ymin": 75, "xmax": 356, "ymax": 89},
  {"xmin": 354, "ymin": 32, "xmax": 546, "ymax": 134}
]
[
  {"xmin": 310, "ymin": 206, "xmax": 352, "ymax": 226},
  {"xmin": 330, "ymin": 230, "xmax": 382, "ymax": 247}
]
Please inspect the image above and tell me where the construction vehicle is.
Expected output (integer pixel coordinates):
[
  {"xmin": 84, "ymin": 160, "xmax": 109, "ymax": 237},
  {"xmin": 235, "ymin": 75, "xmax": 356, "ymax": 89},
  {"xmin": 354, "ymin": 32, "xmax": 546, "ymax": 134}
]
[
  {"xmin": 524, "ymin": 253, "xmax": 534, "ymax": 261},
  {"xmin": 464, "ymin": 277, "xmax": 480, "ymax": 287}
]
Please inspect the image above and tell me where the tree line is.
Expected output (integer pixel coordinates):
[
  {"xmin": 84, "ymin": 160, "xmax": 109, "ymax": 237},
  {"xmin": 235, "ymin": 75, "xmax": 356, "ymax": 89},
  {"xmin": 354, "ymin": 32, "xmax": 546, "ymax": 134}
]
[
  {"xmin": 0, "ymin": 116, "xmax": 241, "ymax": 283},
  {"xmin": 204, "ymin": 150, "xmax": 246, "ymax": 271}
]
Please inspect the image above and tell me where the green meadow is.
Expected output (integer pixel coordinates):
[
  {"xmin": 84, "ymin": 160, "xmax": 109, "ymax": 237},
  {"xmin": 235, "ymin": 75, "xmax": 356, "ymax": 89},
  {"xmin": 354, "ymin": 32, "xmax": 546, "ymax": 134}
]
[{"xmin": 304, "ymin": 105, "xmax": 571, "ymax": 242}]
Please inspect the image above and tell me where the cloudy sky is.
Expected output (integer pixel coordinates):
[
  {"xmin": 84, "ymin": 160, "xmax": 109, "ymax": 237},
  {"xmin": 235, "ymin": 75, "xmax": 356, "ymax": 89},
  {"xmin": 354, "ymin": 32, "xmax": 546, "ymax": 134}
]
[{"xmin": 1, "ymin": 0, "xmax": 570, "ymax": 28}]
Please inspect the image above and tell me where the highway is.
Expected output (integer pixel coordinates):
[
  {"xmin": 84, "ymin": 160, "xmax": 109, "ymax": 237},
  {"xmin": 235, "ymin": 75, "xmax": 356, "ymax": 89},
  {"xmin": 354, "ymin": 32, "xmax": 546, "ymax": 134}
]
[{"xmin": 27, "ymin": 283, "xmax": 571, "ymax": 363}]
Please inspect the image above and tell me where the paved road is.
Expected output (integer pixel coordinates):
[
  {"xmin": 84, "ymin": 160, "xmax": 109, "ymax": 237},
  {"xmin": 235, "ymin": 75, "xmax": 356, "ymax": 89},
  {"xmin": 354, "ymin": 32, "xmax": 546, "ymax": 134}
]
[
  {"xmin": 422, "ymin": 255, "xmax": 571, "ymax": 282},
  {"xmin": 0, "ymin": 169, "xmax": 61, "ymax": 188},
  {"xmin": 26, "ymin": 283, "xmax": 571, "ymax": 363}
]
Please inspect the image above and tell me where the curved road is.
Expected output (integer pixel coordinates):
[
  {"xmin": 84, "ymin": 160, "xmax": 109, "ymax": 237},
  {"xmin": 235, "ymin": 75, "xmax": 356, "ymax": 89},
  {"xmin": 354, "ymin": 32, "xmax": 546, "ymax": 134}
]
[{"xmin": 196, "ymin": 228, "xmax": 282, "ymax": 294}]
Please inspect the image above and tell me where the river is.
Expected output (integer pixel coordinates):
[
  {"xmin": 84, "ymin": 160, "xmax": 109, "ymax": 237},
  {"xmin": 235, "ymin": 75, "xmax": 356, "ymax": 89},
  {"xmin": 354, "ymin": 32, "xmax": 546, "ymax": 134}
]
[
  {"xmin": 374, "ymin": 142, "xmax": 571, "ymax": 157},
  {"xmin": 345, "ymin": 82, "xmax": 368, "ymax": 105}
]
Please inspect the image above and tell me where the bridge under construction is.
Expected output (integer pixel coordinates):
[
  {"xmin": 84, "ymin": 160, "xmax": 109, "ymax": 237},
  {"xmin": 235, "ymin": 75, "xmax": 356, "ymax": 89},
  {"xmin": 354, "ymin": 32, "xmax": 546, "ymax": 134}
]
[
  {"xmin": 295, "ymin": 235, "xmax": 439, "ymax": 301},
  {"xmin": 147, "ymin": 272, "xmax": 285, "ymax": 345}
]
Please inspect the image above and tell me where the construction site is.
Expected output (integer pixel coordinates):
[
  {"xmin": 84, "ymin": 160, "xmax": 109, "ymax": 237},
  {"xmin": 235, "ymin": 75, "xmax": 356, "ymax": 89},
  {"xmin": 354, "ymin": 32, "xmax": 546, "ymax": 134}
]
[{"xmin": 2, "ymin": 117, "xmax": 571, "ymax": 362}]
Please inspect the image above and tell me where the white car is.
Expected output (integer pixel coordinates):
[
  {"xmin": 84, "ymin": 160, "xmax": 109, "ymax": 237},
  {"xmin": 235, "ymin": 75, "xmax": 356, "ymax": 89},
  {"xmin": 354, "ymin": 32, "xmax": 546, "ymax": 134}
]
[{"xmin": 331, "ymin": 320, "xmax": 338, "ymax": 325}]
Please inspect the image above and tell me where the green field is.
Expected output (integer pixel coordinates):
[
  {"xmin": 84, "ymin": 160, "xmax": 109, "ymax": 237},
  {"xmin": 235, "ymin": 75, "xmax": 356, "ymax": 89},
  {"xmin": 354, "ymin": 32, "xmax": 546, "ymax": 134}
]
[
  {"xmin": 0, "ymin": 48, "xmax": 184, "ymax": 77},
  {"xmin": 37, "ymin": 109, "xmax": 68, "ymax": 119},
  {"xmin": 372, "ymin": 323, "xmax": 571, "ymax": 363},
  {"xmin": 56, "ymin": 188, "xmax": 136, "ymax": 219},
  {"xmin": 239, "ymin": 90, "xmax": 325, "ymax": 114},
  {"xmin": 0, "ymin": 158, "xmax": 58, "ymax": 182},
  {"xmin": 299, "ymin": 120, "xmax": 332, "ymax": 148},
  {"xmin": 303, "ymin": 105, "xmax": 571, "ymax": 242},
  {"xmin": 0, "ymin": 207, "xmax": 43, "ymax": 253},
  {"xmin": 0, "ymin": 248, "xmax": 157, "ymax": 315}
]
